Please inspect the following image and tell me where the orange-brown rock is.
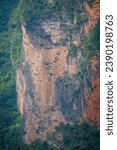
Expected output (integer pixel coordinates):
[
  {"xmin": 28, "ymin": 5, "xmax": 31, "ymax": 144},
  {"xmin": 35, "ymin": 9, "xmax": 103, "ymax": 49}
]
[
  {"xmin": 83, "ymin": 50, "xmax": 100, "ymax": 127},
  {"xmin": 16, "ymin": 0, "xmax": 100, "ymax": 144},
  {"xmin": 82, "ymin": 0, "xmax": 100, "ymax": 127},
  {"xmin": 16, "ymin": 21, "xmax": 78, "ymax": 143},
  {"xmin": 85, "ymin": 0, "xmax": 100, "ymax": 33}
]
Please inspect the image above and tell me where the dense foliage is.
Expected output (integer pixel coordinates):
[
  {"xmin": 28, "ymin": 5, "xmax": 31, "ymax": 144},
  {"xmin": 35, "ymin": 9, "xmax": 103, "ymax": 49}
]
[
  {"xmin": 57, "ymin": 122, "xmax": 100, "ymax": 150},
  {"xmin": 0, "ymin": 0, "xmax": 23, "ymax": 149},
  {"xmin": 10, "ymin": 0, "xmax": 85, "ymax": 22}
]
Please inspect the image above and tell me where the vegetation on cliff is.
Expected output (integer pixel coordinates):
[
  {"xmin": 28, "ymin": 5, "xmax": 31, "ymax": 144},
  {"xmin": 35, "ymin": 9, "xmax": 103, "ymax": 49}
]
[
  {"xmin": 56, "ymin": 122, "xmax": 100, "ymax": 150},
  {"xmin": 77, "ymin": 20, "xmax": 100, "ymax": 80},
  {"xmin": 0, "ymin": 0, "xmax": 100, "ymax": 149}
]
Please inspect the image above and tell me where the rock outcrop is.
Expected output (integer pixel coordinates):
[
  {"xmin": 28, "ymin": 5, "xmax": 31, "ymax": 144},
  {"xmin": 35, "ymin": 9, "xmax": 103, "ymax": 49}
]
[{"xmin": 16, "ymin": 0, "xmax": 100, "ymax": 143}]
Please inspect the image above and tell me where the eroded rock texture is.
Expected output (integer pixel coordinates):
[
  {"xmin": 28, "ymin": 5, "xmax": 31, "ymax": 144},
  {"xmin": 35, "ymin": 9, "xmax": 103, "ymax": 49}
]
[{"xmin": 16, "ymin": 0, "xmax": 100, "ymax": 143}]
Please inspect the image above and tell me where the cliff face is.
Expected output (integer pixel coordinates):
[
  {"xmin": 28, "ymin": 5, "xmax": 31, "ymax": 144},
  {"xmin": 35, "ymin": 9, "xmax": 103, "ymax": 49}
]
[
  {"xmin": 83, "ymin": 0, "xmax": 100, "ymax": 127},
  {"xmin": 85, "ymin": 0, "xmax": 100, "ymax": 33},
  {"xmin": 16, "ymin": 0, "xmax": 100, "ymax": 143}
]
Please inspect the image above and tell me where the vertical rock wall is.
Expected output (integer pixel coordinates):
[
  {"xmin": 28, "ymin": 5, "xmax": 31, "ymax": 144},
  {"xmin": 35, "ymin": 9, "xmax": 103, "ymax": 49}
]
[{"xmin": 16, "ymin": 0, "xmax": 100, "ymax": 143}]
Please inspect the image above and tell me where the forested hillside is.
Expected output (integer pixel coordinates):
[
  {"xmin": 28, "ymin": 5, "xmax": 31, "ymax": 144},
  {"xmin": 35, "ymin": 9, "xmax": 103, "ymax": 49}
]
[{"xmin": 0, "ymin": 0, "xmax": 100, "ymax": 150}]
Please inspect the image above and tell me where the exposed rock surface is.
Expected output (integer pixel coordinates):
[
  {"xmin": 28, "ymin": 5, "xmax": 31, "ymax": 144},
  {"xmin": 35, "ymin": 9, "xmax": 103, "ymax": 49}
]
[{"xmin": 16, "ymin": 0, "xmax": 100, "ymax": 143}]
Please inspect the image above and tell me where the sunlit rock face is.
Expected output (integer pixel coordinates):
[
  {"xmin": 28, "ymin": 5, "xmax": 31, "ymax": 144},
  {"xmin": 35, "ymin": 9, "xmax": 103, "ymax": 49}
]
[{"xmin": 16, "ymin": 0, "xmax": 100, "ymax": 143}]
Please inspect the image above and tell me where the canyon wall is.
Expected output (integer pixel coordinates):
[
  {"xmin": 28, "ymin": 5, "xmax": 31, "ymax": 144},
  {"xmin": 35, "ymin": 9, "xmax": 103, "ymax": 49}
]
[{"xmin": 16, "ymin": 0, "xmax": 100, "ymax": 143}]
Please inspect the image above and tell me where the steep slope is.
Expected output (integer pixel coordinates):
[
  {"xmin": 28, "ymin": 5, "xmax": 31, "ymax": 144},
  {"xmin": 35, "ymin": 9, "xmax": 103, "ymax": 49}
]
[
  {"xmin": 0, "ymin": 1, "xmax": 23, "ymax": 150},
  {"xmin": 83, "ymin": 0, "xmax": 100, "ymax": 127},
  {"xmin": 16, "ymin": 0, "xmax": 100, "ymax": 143}
]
